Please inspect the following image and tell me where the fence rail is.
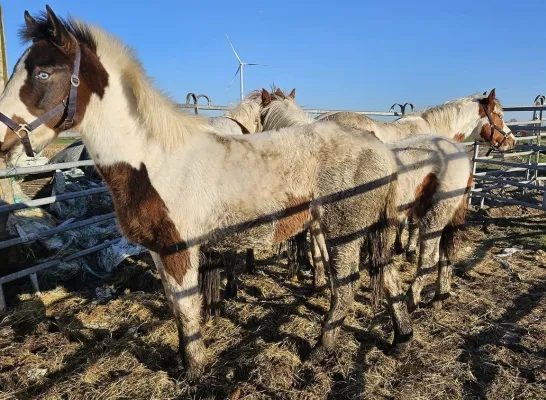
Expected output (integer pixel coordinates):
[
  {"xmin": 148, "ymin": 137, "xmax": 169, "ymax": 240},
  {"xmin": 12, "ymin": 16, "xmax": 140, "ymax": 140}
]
[{"xmin": 0, "ymin": 93, "xmax": 545, "ymax": 312}]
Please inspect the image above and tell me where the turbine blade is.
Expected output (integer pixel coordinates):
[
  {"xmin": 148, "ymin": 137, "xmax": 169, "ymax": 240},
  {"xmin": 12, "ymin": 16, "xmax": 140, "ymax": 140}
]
[
  {"xmin": 226, "ymin": 34, "xmax": 242, "ymax": 63},
  {"xmin": 225, "ymin": 65, "xmax": 241, "ymax": 92}
]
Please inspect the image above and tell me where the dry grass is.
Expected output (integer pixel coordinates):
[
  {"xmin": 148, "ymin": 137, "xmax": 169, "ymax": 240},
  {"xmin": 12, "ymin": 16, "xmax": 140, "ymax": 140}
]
[{"xmin": 1, "ymin": 208, "xmax": 545, "ymax": 399}]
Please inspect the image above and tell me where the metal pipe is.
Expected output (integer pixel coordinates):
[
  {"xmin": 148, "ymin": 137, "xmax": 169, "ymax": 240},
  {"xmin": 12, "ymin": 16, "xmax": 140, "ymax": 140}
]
[
  {"xmin": 0, "ymin": 160, "xmax": 95, "ymax": 178},
  {"xmin": 472, "ymin": 192, "xmax": 546, "ymax": 211},
  {"xmin": 0, "ymin": 238, "xmax": 121, "ymax": 285},
  {"xmin": 473, "ymin": 175, "xmax": 545, "ymax": 191},
  {"xmin": 0, "ymin": 186, "xmax": 109, "ymax": 214},
  {"xmin": 0, "ymin": 212, "xmax": 117, "ymax": 250}
]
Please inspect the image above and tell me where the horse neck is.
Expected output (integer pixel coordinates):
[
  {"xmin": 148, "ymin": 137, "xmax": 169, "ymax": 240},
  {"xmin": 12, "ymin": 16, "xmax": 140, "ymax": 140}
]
[
  {"xmin": 76, "ymin": 63, "xmax": 208, "ymax": 168},
  {"xmin": 420, "ymin": 101, "xmax": 480, "ymax": 139},
  {"xmin": 224, "ymin": 100, "xmax": 261, "ymax": 133}
]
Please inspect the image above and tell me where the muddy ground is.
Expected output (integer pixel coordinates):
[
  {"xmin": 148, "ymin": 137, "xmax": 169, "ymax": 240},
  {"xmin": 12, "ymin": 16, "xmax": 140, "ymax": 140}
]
[{"xmin": 1, "ymin": 203, "xmax": 545, "ymax": 399}]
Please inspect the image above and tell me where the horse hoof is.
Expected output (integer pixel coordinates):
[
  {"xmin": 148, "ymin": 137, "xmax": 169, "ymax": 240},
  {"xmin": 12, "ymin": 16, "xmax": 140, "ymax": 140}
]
[
  {"xmin": 184, "ymin": 356, "xmax": 208, "ymax": 382},
  {"xmin": 405, "ymin": 250, "xmax": 417, "ymax": 264},
  {"xmin": 387, "ymin": 339, "xmax": 412, "ymax": 359},
  {"xmin": 406, "ymin": 297, "xmax": 418, "ymax": 314}
]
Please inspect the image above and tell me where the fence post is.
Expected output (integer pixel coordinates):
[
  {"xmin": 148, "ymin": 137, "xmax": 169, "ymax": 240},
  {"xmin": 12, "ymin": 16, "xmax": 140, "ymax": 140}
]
[{"xmin": 0, "ymin": 5, "xmax": 12, "ymax": 312}]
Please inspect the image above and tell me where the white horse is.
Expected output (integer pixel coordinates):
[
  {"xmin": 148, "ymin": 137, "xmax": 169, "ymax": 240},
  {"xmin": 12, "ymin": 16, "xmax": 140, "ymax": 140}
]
[
  {"xmin": 318, "ymin": 90, "xmax": 513, "ymax": 262},
  {"xmin": 261, "ymin": 89, "xmax": 473, "ymax": 313},
  {"xmin": 0, "ymin": 7, "xmax": 413, "ymax": 378}
]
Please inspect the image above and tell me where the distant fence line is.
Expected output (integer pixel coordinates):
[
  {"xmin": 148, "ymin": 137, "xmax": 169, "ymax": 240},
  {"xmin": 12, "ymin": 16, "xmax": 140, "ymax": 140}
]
[{"xmin": 0, "ymin": 94, "xmax": 545, "ymax": 312}]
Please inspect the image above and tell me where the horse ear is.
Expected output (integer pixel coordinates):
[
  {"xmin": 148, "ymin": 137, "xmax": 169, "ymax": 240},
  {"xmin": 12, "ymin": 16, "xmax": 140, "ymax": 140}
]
[
  {"xmin": 289, "ymin": 88, "xmax": 296, "ymax": 99},
  {"xmin": 45, "ymin": 5, "xmax": 72, "ymax": 49},
  {"xmin": 482, "ymin": 91, "xmax": 487, "ymax": 96},
  {"xmin": 24, "ymin": 10, "xmax": 38, "ymax": 33},
  {"xmin": 487, "ymin": 88, "xmax": 496, "ymax": 104},
  {"xmin": 275, "ymin": 88, "xmax": 283, "ymax": 96},
  {"xmin": 262, "ymin": 88, "xmax": 271, "ymax": 105}
]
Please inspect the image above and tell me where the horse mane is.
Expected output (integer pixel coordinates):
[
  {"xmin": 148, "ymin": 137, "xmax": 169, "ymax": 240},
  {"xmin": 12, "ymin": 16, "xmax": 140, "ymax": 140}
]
[
  {"xmin": 261, "ymin": 92, "xmax": 312, "ymax": 130},
  {"xmin": 224, "ymin": 91, "xmax": 263, "ymax": 132},
  {"xmin": 21, "ymin": 14, "xmax": 210, "ymax": 151},
  {"xmin": 400, "ymin": 93, "xmax": 504, "ymax": 129}
]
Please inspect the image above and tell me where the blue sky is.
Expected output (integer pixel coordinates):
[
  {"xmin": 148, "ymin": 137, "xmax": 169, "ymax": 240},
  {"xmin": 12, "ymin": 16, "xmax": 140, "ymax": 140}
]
[{"xmin": 2, "ymin": 1, "xmax": 545, "ymax": 118}]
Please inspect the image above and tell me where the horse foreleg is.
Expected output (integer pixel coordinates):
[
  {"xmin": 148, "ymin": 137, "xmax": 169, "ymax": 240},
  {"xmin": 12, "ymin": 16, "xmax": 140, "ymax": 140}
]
[
  {"xmin": 309, "ymin": 240, "xmax": 358, "ymax": 361},
  {"xmin": 153, "ymin": 247, "xmax": 207, "ymax": 380},
  {"xmin": 224, "ymin": 251, "xmax": 238, "ymax": 299}
]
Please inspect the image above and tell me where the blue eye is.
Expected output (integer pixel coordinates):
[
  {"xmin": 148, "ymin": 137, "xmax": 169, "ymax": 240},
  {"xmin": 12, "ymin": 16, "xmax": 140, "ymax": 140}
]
[{"xmin": 36, "ymin": 71, "xmax": 50, "ymax": 80}]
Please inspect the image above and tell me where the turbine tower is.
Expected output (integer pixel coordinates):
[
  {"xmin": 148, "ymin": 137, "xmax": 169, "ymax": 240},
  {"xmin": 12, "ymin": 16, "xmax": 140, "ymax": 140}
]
[{"xmin": 225, "ymin": 34, "xmax": 266, "ymax": 101}]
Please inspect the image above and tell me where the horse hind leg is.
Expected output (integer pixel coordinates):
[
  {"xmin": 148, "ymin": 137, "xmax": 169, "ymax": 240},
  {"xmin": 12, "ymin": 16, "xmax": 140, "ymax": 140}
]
[
  {"xmin": 366, "ymin": 218, "xmax": 413, "ymax": 355},
  {"xmin": 310, "ymin": 227, "xmax": 328, "ymax": 292},
  {"xmin": 405, "ymin": 221, "xmax": 442, "ymax": 313},
  {"xmin": 286, "ymin": 237, "xmax": 298, "ymax": 281},
  {"xmin": 394, "ymin": 218, "xmax": 406, "ymax": 255},
  {"xmin": 245, "ymin": 248, "xmax": 255, "ymax": 273},
  {"xmin": 296, "ymin": 230, "xmax": 313, "ymax": 271},
  {"xmin": 405, "ymin": 214, "xmax": 419, "ymax": 263},
  {"xmin": 432, "ymin": 247, "xmax": 452, "ymax": 311}
]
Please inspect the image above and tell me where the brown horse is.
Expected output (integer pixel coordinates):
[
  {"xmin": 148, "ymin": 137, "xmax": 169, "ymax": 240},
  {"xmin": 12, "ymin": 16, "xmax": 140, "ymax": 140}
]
[{"xmin": 0, "ymin": 7, "xmax": 412, "ymax": 379}]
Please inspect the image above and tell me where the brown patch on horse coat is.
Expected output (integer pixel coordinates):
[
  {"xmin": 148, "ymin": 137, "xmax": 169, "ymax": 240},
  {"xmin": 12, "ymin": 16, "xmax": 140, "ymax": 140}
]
[
  {"xmin": 453, "ymin": 133, "xmax": 465, "ymax": 142},
  {"xmin": 369, "ymin": 130, "xmax": 376, "ymax": 137},
  {"xmin": 413, "ymin": 173, "xmax": 439, "ymax": 217},
  {"xmin": 273, "ymin": 195, "xmax": 312, "ymax": 243},
  {"xmin": 0, "ymin": 115, "xmax": 26, "ymax": 153},
  {"xmin": 97, "ymin": 162, "xmax": 189, "ymax": 284}
]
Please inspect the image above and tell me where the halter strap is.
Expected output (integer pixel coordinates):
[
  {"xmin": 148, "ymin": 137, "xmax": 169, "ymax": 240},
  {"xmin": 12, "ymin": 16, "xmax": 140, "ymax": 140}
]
[
  {"xmin": 224, "ymin": 116, "xmax": 251, "ymax": 134},
  {"xmin": 0, "ymin": 44, "xmax": 81, "ymax": 157},
  {"xmin": 481, "ymin": 103, "xmax": 512, "ymax": 156}
]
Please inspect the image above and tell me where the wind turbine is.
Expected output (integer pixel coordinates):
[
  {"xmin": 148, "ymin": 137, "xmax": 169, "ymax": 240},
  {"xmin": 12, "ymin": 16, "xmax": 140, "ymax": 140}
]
[{"xmin": 225, "ymin": 34, "xmax": 267, "ymax": 101}]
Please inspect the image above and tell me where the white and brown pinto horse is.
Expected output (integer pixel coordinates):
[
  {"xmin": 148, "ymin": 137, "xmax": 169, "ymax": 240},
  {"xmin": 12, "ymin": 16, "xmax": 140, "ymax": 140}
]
[
  {"xmin": 261, "ymin": 90, "xmax": 473, "ymax": 313},
  {"xmin": 319, "ymin": 91, "xmax": 514, "ymax": 262},
  {"xmin": 0, "ymin": 7, "xmax": 413, "ymax": 378}
]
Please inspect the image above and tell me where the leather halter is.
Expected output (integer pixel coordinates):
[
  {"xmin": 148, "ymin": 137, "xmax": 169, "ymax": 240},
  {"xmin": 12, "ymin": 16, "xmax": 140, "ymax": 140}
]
[
  {"xmin": 224, "ymin": 116, "xmax": 251, "ymax": 134},
  {"xmin": 0, "ymin": 44, "xmax": 82, "ymax": 157},
  {"xmin": 481, "ymin": 102, "xmax": 512, "ymax": 155}
]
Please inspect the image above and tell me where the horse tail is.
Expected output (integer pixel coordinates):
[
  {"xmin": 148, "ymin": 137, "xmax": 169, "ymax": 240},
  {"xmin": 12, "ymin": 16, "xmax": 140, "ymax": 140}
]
[
  {"xmin": 368, "ymin": 171, "xmax": 398, "ymax": 308},
  {"xmin": 440, "ymin": 172, "xmax": 472, "ymax": 261}
]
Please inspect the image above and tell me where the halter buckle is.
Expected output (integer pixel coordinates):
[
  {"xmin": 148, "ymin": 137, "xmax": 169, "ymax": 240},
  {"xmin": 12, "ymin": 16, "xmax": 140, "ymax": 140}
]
[
  {"xmin": 71, "ymin": 75, "xmax": 80, "ymax": 87},
  {"xmin": 14, "ymin": 124, "xmax": 31, "ymax": 139}
]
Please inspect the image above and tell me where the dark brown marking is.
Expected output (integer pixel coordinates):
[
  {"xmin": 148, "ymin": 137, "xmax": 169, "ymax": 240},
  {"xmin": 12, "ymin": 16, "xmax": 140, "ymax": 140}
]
[
  {"xmin": 413, "ymin": 173, "xmax": 439, "ymax": 218},
  {"xmin": 1, "ymin": 115, "xmax": 26, "ymax": 153},
  {"xmin": 453, "ymin": 133, "xmax": 465, "ymax": 142},
  {"xmin": 369, "ymin": 130, "xmax": 376, "ymax": 137},
  {"xmin": 0, "ymin": 8, "xmax": 109, "ymax": 155},
  {"xmin": 96, "ymin": 162, "xmax": 189, "ymax": 284},
  {"xmin": 224, "ymin": 116, "xmax": 250, "ymax": 134},
  {"xmin": 273, "ymin": 195, "xmax": 312, "ymax": 243}
]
